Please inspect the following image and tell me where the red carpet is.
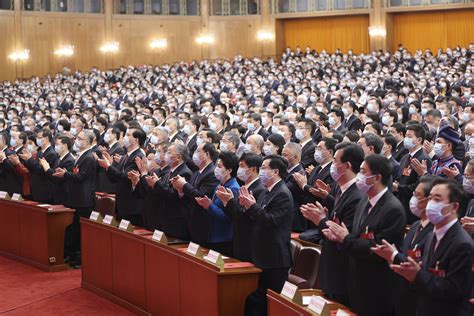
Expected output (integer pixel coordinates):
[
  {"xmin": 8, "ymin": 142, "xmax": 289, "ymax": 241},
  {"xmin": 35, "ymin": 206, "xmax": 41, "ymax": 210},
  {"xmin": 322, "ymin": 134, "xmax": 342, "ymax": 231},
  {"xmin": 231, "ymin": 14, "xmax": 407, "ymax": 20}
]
[{"xmin": 0, "ymin": 256, "xmax": 133, "ymax": 315}]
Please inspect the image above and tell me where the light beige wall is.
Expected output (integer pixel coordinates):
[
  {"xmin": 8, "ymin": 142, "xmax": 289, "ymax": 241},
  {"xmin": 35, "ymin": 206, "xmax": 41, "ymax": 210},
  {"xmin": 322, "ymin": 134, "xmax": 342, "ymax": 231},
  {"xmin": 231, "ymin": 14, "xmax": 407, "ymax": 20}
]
[{"xmin": 0, "ymin": 11, "xmax": 18, "ymax": 81}]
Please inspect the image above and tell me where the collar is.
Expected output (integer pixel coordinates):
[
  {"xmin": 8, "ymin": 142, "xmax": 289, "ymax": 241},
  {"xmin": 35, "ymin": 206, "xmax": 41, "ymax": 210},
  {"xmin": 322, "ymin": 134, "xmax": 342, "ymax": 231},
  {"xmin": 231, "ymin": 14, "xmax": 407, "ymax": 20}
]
[
  {"xmin": 199, "ymin": 161, "xmax": 212, "ymax": 173},
  {"xmin": 420, "ymin": 218, "xmax": 430, "ymax": 228},
  {"xmin": 60, "ymin": 152, "xmax": 69, "ymax": 161},
  {"xmin": 76, "ymin": 147, "xmax": 90, "ymax": 161},
  {"xmin": 127, "ymin": 147, "xmax": 140, "ymax": 156},
  {"xmin": 410, "ymin": 147, "xmax": 422, "ymax": 157},
  {"xmin": 369, "ymin": 187, "xmax": 388, "ymax": 207},
  {"xmin": 300, "ymin": 138, "xmax": 312, "ymax": 148},
  {"xmin": 268, "ymin": 179, "xmax": 281, "ymax": 192},
  {"xmin": 438, "ymin": 154, "xmax": 454, "ymax": 163},
  {"xmin": 108, "ymin": 141, "xmax": 117, "ymax": 148},
  {"xmin": 434, "ymin": 218, "xmax": 457, "ymax": 242},
  {"xmin": 340, "ymin": 178, "xmax": 356, "ymax": 194},
  {"xmin": 254, "ymin": 126, "xmax": 261, "ymax": 134},
  {"xmin": 320, "ymin": 160, "xmax": 332, "ymax": 170},
  {"xmin": 42, "ymin": 145, "xmax": 52, "ymax": 154},
  {"xmin": 14, "ymin": 146, "xmax": 23, "ymax": 152},
  {"xmin": 287, "ymin": 164, "xmax": 299, "ymax": 173},
  {"xmin": 170, "ymin": 162, "xmax": 183, "ymax": 173},
  {"xmin": 244, "ymin": 177, "xmax": 259, "ymax": 189}
]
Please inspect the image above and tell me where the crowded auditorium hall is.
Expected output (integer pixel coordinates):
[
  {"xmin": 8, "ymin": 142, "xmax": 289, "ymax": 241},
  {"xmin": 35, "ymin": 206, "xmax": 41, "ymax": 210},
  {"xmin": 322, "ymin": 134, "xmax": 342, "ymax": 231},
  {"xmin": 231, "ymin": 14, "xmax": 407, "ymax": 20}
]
[{"xmin": 0, "ymin": 0, "xmax": 473, "ymax": 315}]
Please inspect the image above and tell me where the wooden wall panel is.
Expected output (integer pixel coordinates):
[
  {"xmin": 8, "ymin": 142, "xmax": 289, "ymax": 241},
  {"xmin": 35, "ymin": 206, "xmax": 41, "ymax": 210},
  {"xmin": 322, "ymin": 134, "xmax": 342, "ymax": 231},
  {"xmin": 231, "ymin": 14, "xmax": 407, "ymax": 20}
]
[
  {"xmin": 0, "ymin": 12, "xmax": 17, "ymax": 81},
  {"xmin": 207, "ymin": 17, "xmax": 262, "ymax": 59},
  {"xmin": 282, "ymin": 15, "xmax": 370, "ymax": 54},
  {"xmin": 110, "ymin": 17, "xmax": 203, "ymax": 67},
  {"xmin": 391, "ymin": 9, "xmax": 474, "ymax": 52},
  {"xmin": 20, "ymin": 13, "xmax": 106, "ymax": 77}
]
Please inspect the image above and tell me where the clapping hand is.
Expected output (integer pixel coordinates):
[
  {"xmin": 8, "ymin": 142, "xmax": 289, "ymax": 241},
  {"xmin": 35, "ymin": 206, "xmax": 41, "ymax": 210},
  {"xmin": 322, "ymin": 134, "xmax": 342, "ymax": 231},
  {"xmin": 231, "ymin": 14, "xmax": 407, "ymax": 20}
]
[
  {"xmin": 195, "ymin": 196, "xmax": 212, "ymax": 209},
  {"xmin": 308, "ymin": 179, "xmax": 330, "ymax": 199},
  {"xmin": 322, "ymin": 221, "xmax": 349, "ymax": 243},
  {"xmin": 238, "ymin": 186, "xmax": 256, "ymax": 209},
  {"xmin": 390, "ymin": 256, "xmax": 421, "ymax": 283},
  {"xmin": 215, "ymin": 186, "xmax": 234, "ymax": 205},
  {"xmin": 292, "ymin": 172, "xmax": 308, "ymax": 190},
  {"xmin": 52, "ymin": 167, "xmax": 66, "ymax": 178},
  {"xmin": 371, "ymin": 239, "xmax": 398, "ymax": 263},
  {"xmin": 300, "ymin": 202, "xmax": 327, "ymax": 225}
]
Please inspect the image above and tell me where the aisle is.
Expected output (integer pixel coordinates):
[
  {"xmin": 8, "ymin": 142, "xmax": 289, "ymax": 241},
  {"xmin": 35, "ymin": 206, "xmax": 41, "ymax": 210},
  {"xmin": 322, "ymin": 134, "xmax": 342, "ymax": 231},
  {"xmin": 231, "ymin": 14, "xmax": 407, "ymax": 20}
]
[{"xmin": 0, "ymin": 256, "xmax": 133, "ymax": 315}]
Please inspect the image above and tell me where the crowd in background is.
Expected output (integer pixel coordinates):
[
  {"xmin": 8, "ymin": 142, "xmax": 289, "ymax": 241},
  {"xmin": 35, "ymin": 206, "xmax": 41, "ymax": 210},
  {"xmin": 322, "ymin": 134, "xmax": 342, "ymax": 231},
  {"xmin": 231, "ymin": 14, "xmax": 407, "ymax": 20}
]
[{"xmin": 0, "ymin": 43, "xmax": 473, "ymax": 316}]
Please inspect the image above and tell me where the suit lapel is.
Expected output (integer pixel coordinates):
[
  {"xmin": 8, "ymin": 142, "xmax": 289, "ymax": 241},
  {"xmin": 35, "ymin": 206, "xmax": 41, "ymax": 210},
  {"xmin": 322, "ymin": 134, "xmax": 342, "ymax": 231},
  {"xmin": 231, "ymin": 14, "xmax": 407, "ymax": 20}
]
[{"xmin": 429, "ymin": 222, "xmax": 459, "ymax": 267}]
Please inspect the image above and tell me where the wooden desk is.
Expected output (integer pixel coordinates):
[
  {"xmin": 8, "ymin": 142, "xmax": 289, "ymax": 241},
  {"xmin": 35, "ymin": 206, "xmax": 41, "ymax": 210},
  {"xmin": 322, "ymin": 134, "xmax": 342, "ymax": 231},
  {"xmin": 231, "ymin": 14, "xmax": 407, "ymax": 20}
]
[
  {"xmin": 81, "ymin": 219, "xmax": 261, "ymax": 316},
  {"xmin": 267, "ymin": 289, "xmax": 353, "ymax": 316},
  {"xmin": 0, "ymin": 199, "xmax": 74, "ymax": 272}
]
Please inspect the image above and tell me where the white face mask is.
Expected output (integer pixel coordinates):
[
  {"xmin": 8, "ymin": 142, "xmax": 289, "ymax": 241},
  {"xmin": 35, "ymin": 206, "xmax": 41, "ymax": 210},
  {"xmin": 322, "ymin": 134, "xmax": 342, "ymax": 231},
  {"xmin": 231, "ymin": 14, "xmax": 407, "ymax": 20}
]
[
  {"xmin": 355, "ymin": 173, "xmax": 376, "ymax": 193},
  {"xmin": 463, "ymin": 177, "xmax": 474, "ymax": 194},
  {"xmin": 426, "ymin": 200, "xmax": 452, "ymax": 225},
  {"xmin": 237, "ymin": 167, "xmax": 250, "ymax": 182},
  {"xmin": 409, "ymin": 195, "xmax": 424, "ymax": 218}
]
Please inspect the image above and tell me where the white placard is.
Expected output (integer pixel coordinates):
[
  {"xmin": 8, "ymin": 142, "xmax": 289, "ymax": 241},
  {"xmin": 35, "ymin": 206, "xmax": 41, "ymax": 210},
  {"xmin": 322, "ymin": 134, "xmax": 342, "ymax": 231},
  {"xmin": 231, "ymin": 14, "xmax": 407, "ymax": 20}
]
[
  {"xmin": 0, "ymin": 191, "xmax": 8, "ymax": 199},
  {"xmin": 308, "ymin": 296, "xmax": 328, "ymax": 314},
  {"xmin": 302, "ymin": 296, "xmax": 312, "ymax": 306},
  {"xmin": 152, "ymin": 230, "xmax": 164, "ymax": 241},
  {"xmin": 206, "ymin": 250, "xmax": 221, "ymax": 264},
  {"xmin": 119, "ymin": 219, "xmax": 131, "ymax": 230},
  {"xmin": 103, "ymin": 215, "xmax": 114, "ymax": 225},
  {"xmin": 11, "ymin": 193, "xmax": 22, "ymax": 201},
  {"xmin": 89, "ymin": 211, "xmax": 100, "ymax": 221},
  {"xmin": 336, "ymin": 309, "xmax": 352, "ymax": 316},
  {"xmin": 280, "ymin": 281, "xmax": 298, "ymax": 300},
  {"xmin": 186, "ymin": 242, "xmax": 200, "ymax": 255}
]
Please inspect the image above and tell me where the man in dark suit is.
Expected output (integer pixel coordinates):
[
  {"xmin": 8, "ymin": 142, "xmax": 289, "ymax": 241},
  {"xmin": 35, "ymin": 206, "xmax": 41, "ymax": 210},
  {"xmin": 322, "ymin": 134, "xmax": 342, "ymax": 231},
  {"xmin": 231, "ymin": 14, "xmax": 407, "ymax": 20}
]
[
  {"xmin": 148, "ymin": 143, "xmax": 192, "ymax": 239},
  {"xmin": 97, "ymin": 127, "xmax": 125, "ymax": 193},
  {"xmin": 383, "ymin": 134, "xmax": 401, "ymax": 182},
  {"xmin": 301, "ymin": 142, "xmax": 365, "ymax": 306},
  {"xmin": 296, "ymin": 118, "xmax": 316, "ymax": 168},
  {"xmin": 324, "ymin": 154, "xmax": 406, "ymax": 316},
  {"xmin": 170, "ymin": 142, "xmax": 220, "ymax": 245},
  {"xmin": 183, "ymin": 117, "xmax": 200, "ymax": 156},
  {"xmin": 390, "ymin": 178, "xmax": 473, "ymax": 316},
  {"xmin": 372, "ymin": 175, "xmax": 436, "ymax": 316},
  {"xmin": 342, "ymin": 100, "xmax": 362, "ymax": 132},
  {"xmin": 390, "ymin": 122, "xmax": 408, "ymax": 162},
  {"xmin": 243, "ymin": 113, "xmax": 270, "ymax": 142},
  {"xmin": 239, "ymin": 155, "xmax": 294, "ymax": 316},
  {"xmin": 98, "ymin": 127, "xmax": 146, "ymax": 226},
  {"xmin": 217, "ymin": 153, "xmax": 267, "ymax": 262},
  {"xmin": 20, "ymin": 129, "xmax": 59, "ymax": 203},
  {"xmin": 41, "ymin": 136, "xmax": 75, "ymax": 206},
  {"xmin": 0, "ymin": 132, "xmax": 22, "ymax": 195},
  {"xmin": 52, "ymin": 130, "xmax": 97, "ymax": 268},
  {"xmin": 396, "ymin": 124, "xmax": 432, "ymax": 224},
  {"xmin": 283, "ymin": 142, "xmax": 306, "ymax": 232},
  {"xmin": 165, "ymin": 116, "xmax": 186, "ymax": 143}
]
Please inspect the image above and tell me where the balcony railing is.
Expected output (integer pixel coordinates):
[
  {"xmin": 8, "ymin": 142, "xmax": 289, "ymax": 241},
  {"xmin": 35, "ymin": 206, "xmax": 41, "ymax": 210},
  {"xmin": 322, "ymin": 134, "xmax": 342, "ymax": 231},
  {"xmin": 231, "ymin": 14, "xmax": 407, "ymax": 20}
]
[
  {"xmin": 385, "ymin": 0, "xmax": 469, "ymax": 6},
  {"xmin": 22, "ymin": 0, "xmax": 102, "ymax": 12},
  {"xmin": 271, "ymin": 0, "xmax": 372, "ymax": 13},
  {"xmin": 210, "ymin": 0, "xmax": 259, "ymax": 15},
  {"xmin": 116, "ymin": 0, "xmax": 199, "ymax": 15}
]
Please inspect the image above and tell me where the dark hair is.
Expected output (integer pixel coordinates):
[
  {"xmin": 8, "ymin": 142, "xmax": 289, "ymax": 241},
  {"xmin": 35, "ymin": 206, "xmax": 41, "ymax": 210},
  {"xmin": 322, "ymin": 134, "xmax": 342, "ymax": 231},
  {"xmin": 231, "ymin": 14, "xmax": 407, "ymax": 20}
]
[
  {"xmin": 58, "ymin": 119, "xmax": 71, "ymax": 131},
  {"xmin": 321, "ymin": 137, "xmax": 337, "ymax": 153},
  {"xmin": 418, "ymin": 175, "xmax": 438, "ymax": 197},
  {"xmin": 202, "ymin": 142, "xmax": 218, "ymax": 162},
  {"xmin": 267, "ymin": 133, "xmax": 286, "ymax": 155},
  {"xmin": 383, "ymin": 135, "xmax": 398, "ymax": 154},
  {"xmin": 364, "ymin": 154, "xmax": 392, "ymax": 186},
  {"xmin": 96, "ymin": 116, "xmax": 108, "ymax": 128},
  {"xmin": 18, "ymin": 132, "xmax": 28, "ymax": 145},
  {"xmin": 239, "ymin": 153, "xmax": 263, "ymax": 171},
  {"xmin": 0, "ymin": 131, "xmax": 10, "ymax": 146},
  {"xmin": 264, "ymin": 155, "xmax": 288, "ymax": 179},
  {"xmin": 345, "ymin": 130, "xmax": 360, "ymax": 143},
  {"xmin": 38, "ymin": 128, "xmax": 53, "ymax": 143},
  {"xmin": 361, "ymin": 133, "xmax": 384, "ymax": 154},
  {"xmin": 335, "ymin": 142, "xmax": 364, "ymax": 174},
  {"xmin": 188, "ymin": 117, "xmax": 201, "ymax": 130},
  {"xmin": 391, "ymin": 122, "xmax": 407, "ymax": 136},
  {"xmin": 201, "ymin": 129, "xmax": 218, "ymax": 144},
  {"xmin": 131, "ymin": 128, "xmax": 147, "ymax": 147},
  {"xmin": 298, "ymin": 118, "xmax": 316, "ymax": 135},
  {"xmin": 331, "ymin": 109, "xmax": 344, "ymax": 121},
  {"xmin": 407, "ymin": 124, "xmax": 426, "ymax": 143},
  {"xmin": 432, "ymin": 178, "xmax": 465, "ymax": 206},
  {"xmin": 57, "ymin": 135, "xmax": 73, "ymax": 150},
  {"xmin": 218, "ymin": 151, "xmax": 239, "ymax": 177}
]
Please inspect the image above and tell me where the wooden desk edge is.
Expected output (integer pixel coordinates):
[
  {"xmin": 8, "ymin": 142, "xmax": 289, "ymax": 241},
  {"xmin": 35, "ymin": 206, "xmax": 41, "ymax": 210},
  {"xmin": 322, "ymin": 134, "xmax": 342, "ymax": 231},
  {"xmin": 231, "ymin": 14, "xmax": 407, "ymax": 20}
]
[{"xmin": 0, "ymin": 250, "xmax": 69, "ymax": 272}]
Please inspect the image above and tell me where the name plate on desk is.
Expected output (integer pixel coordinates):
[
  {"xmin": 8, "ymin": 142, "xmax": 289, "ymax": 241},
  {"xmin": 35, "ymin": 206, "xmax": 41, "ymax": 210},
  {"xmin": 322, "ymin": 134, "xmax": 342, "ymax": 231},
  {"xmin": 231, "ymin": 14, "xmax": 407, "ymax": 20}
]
[
  {"xmin": 281, "ymin": 281, "xmax": 302, "ymax": 305},
  {"xmin": 118, "ymin": 219, "xmax": 133, "ymax": 232},
  {"xmin": 307, "ymin": 296, "xmax": 330, "ymax": 316},
  {"xmin": 186, "ymin": 242, "xmax": 204, "ymax": 258},
  {"xmin": 204, "ymin": 249, "xmax": 225, "ymax": 270},
  {"xmin": 151, "ymin": 230, "xmax": 168, "ymax": 244},
  {"xmin": 0, "ymin": 191, "xmax": 11, "ymax": 200},
  {"xmin": 11, "ymin": 193, "xmax": 23, "ymax": 201},
  {"xmin": 102, "ymin": 215, "xmax": 118, "ymax": 227},
  {"xmin": 89, "ymin": 211, "xmax": 102, "ymax": 222},
  {"xmin": 336, "ymin": 309, "xmax": 355, "ymax": 316}
]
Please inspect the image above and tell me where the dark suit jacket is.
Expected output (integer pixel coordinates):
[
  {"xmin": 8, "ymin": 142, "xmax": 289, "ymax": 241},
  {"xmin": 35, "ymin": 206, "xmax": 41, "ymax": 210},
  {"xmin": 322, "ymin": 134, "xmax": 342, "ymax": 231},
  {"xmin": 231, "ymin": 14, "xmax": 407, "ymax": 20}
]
[
  {"xmin": 390, "ymin": 156, "xmax": 401, "ymax": 182},
  {"xmin": 285, "ymin": 164, "xmax": 307, "ymax": 232},
  {"xmin": 153, "ymin": 163, "xmax": 192, "ymax": 239},
  {"xmin": 98, "ymin": 142, "xmax": 125, "ymax": 193},
  {"xmin": 414, "ymin": 221, "xmax": 473, "ymax": 316},
  {"xmin": 223, "ymin": 179, "xmax": 267, "ymax": 262},
  {"xmin": 301, "ymin": 140, "xmax": 316, "ymax": 169},
  {"xmin": 134, "ymin": 166, "xmax": 170, "ymax": 230},
  {"xmin": 186, "ymin": 134, "xmax": 198, "ymax": 156},
  {"xmin": 182, "ymin": 163, "xmax": 220, "ymax": 243},
  {"xmin": 105, "ymin": 148, "xmax": 145, "ymax": 217},
  {"xmin": 342, "ymin": 190, "xmax": 406, "ymax": 316},
  {"xmin": 344, "ymin": 115, "xmax": 362, "ymax": 132},
  {"xmin": 63, "ymin": 149, "xmax": 97, "ymax": 208},
  {"xmin": 0, "ymin": 147, "xmax": 22, "ymax": 195},
  {"xmin": 303, "ymin": 162, "xmax": 334, "ymax": 205},
  {"xmin": 393, "ymin": 142, "xmax": 408, "ymax": 162},
  {"xmin": 392, "ymin": 220, "xmax": 434, "ymax": 316},
  {"xmin": 246, "ymin": 180, "xmax": 294, "ymax": 269},
  {"xmin": 257, "ymin": 127, "xmax": 270, "ymax": 141},
  {"xmin": 47, "ymin": 152, "xmax": 75, "ymax": 205},
  {"xmin": 398, "ymin": 149, "xmax": 432, "ymax": 224},
  {"xmin": 318, "ymin": 183, "xmax": 366, "ymax": 298},
  {"xmin": 25, "ymin": 146, "xmax": 59, "ymax": 203}
]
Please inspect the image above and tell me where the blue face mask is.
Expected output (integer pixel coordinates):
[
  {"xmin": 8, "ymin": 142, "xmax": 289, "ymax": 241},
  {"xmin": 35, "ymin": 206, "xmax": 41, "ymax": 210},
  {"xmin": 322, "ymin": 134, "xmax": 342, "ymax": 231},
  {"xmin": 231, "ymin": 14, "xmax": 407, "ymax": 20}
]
[
  {"xmin": 259, "ymin": 169, "xmax": 273, "ymax": 186},
  {"xmin": 403, "ymin": 137, "xmax": 416, "ymax": 150}
]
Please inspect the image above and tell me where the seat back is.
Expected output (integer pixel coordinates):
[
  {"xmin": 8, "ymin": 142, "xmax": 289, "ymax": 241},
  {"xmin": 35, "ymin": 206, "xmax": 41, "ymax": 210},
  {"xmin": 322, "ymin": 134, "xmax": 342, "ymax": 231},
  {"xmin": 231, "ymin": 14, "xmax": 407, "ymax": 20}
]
[
  {"xmin": 290, "ymin": 240, "xmax": 303, "ymax": 274},
  {"xmin": 291, "ymin": 247, "xmax": 321, "ymax": 289},
  {"xmin": 95, "ymin": 194, "xmax": 116, "ymax": 217}
]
